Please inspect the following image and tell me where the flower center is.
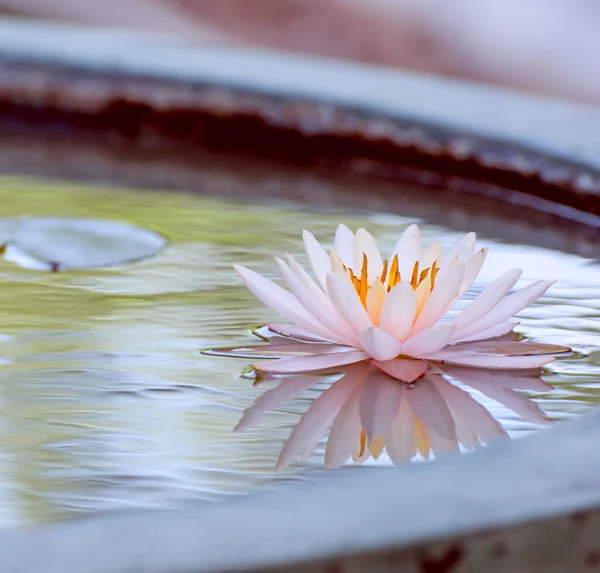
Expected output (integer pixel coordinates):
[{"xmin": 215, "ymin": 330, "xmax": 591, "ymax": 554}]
[{"xmin": 338, "ymin": 253, "xmax": 440, "ymax": 307}]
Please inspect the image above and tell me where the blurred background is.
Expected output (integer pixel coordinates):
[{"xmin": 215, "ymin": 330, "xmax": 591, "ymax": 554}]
[{"xmin": 1, "ymin": 0, "xmax": 598, "ymax": 106}]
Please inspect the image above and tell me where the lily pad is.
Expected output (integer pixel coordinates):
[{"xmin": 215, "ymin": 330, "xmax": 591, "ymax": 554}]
[{"xmin": 0, "ymin": 217, "xmax": 166, "ymax": 271}]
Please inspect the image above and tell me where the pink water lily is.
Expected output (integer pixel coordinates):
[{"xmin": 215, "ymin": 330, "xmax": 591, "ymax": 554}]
[
  {"xmin": 234, "ymin": 224, "xmax": 565, "ymax": 379},
  {"xmin": 235, "ymin": 361, "xmax": 553, "ymax": 468}
]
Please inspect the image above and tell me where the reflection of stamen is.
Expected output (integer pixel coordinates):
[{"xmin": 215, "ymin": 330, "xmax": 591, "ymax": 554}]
[{"xmin": 358, "ymin": 430, "xmax": 366, "ymax": 457}]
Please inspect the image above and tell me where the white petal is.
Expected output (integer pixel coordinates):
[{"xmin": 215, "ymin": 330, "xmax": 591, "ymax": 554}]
[
  {"xmin": 278, "ymin": 257, "xmax": 358, "ymax": 345},
  {"xmin": 411, "ymin": 262, "xmax": 465, "ymax": 335},
  {"xmin": 302, "ymin": 230, "xmax": 330, "ymax": 290},
  {"xmin": 451, "ymin": 280, "xmax": 555, "ymax": 342},
  {"xmin": 402, "ymin": 322, "xmax": 456, "ymax": 358},
  {"xmin": 458, "ymin": 321, "xmax": 519, "ymax": 342},
  {"xmin": 255, "ymin": 350, "xmax": 368, "ymax": 374},
  {"xmin": 459, "ymin": 248, "xmax": 487, "ymax": 296},
  {"xmin": 235, "ymin": 264, "xmax": 341, "ymax": 342},
  {"xmin": 379, "ymin": 282, "xmax": 417, "ymax": 342},
  {"xmin": 359, "ymin": 326, "xmax": 403, "ymax": 361},
  {"xmin": 334, "ymin": 224, "xmax": 355, "ymax": 268},
  {"xmin": 326, "ymin": 272, "xmax": 373, "ymax": 334},
  {"xmin": 373, "ymin": 358, "xmax": 428, "ymax": 383},
  {"xmin": 419, "ymin": 243, "xmax": 443, "ymax": 269},
  {"xmin": 452, "ymin": 269, "xmax": 522, "ymax": 335},
  {"xmin": 441, "ymin": 232, "xmax": 476, "ymax": 266},
  {"xmin": 359, "ymin": 372, "xmax": 402, "ymax": 442},
  {"xmin": 353, "ymin": 228, "xmax": 383, "ymax": 282},
  {"xmin": 390, "ymin": 224, "xmax": 422, "ymax": 278}
]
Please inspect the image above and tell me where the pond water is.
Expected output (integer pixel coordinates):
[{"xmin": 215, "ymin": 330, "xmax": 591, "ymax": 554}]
[{"xmin": 0, "ymin": 175, "xmax": 597, "ymax": 527}]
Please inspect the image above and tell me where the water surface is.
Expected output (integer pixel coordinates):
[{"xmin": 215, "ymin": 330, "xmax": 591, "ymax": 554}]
[{"xmin": 0, "ymin": 176, "xmax": 596, "ymax": 527}]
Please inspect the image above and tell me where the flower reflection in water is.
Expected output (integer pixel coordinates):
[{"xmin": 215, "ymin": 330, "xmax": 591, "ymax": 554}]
[{"xmin": 208, "ymin": 329, "xmax": 558, "ymax": 469}]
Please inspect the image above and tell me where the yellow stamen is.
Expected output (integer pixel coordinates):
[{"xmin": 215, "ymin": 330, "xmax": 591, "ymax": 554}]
[
  {"xmin": 380, "ymin": 258, "xmax": 388, "ymax": 284},
  {"xmin": 431, "ymin": 261, "xmax": 439, "ymax": 289},
  {"xmin": 410, "ymin": 261, "xmax": 420, "ymax": 288},
  {"xmin": 359, "ymin": 253, "xmax": 368, "ymax": 305}
]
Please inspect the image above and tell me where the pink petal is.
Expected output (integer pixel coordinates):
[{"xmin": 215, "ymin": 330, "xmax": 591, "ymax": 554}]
[
  {"xmin": 359, "ymin": 371, "xmax": 402, "ymax": 442},
  {"xmin": 360, "ymin": 326, "xmax": 403, "ymax": 361},
  {"xmin": 208, "ymin": 341, "xmax": 348, "ymax": 359},
  {"xmin": 404, "ymin": 377, "xmax": 456, "ymax": 440},
  {"xmin": 390, "ymin": 224, "xmax": 422, "ymax": 278},
  {"xmin": 441, "ymin": 232, "xmax": 476, "ymax": 266},
  {"xmin": 402, "ymin": 322, "xmax": 456, "ymax": 358},
  {"xmin": 325, "ymin": 385, "xmax": 363, "ymax": 468},
  {"xmin": 457, "ymin": 321, "xmax": 519, "ymax": 343},
  {"xmin": 353, "ymin": 228, "xmax": 383, "ymax": 282},
  {"xmin": 452, "ymin": 279, "xmax": 555, "ymax": 342},
  {"xmin": 411, "ymin": 263, "xmax": 465, "ymax": 335},
  {"xmin": 439, "ymin": 364, "xmax": 553, "ymax": 392},
  {"xmin": 384, "ymin": 397, "xmax": 416, "ymax": 464},
  {"xmin": 255, "ymin": 350, "xmax": 368, "ymax": 374},
  {"xmin": 278, "ymin": 257, "xmax": 358, "ymax": 346},
  {"xmin": 326, "ymin": 272, "xmax": 373, "ymax": 335},
  {"xmin": 235, "ymin": 374, "xmax": 324, "ymax": 432},
  {"xmin": 277, "ymin": 370, "xmax": 364, "ymax": 468},
  {"xmin": 452, "ymin": 269, "xmax": 522, "ymax": 335},
  {"xmin": 379, "ymin": 282, "xmax": 417, "ymax": 342},
  {"xmin": 235, "ymin": 264, "xmax": 340, "ymax": 342},
  {"xmin": 267, "ymin": 323, "xmax": 331, "ymax": 343},
  {"xmin": 429, "ymin": 351, "xmax": 555, "ymax": 369},
  {"xmin": 451, "ymin": 340, "xmax": 571, "ymax": 356},
  {"xmin": 302, "ymin": 230, "xmax": 330, "ymax": 290},
  {"xmin": 429, "ymin": 374, "xmax": 507, "ymax": 442},
  {"xmin": 334, "ymin": 224, "xmax": 355, "ymax": 268},
  {"xmin": 373, "ymin": 358, "xmax": 428, "ymax": 383}
]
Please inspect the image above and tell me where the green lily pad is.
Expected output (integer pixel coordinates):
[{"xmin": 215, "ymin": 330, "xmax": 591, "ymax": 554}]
[{"xmin": 0, "ymin": 217, "xmax": 166, "ymax": 271}]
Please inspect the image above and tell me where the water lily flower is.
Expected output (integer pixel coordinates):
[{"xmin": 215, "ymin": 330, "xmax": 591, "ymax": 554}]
[
  {"xmin": 235, "ymin": 361, "xmax": 553, "ymax": 468},
  {"xmin": 234, "ymin": 224, "xmax": 565, "ymax": 381}
]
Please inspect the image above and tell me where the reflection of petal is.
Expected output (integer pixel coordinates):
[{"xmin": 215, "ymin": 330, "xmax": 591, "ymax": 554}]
[
  {"xmin": 254, "ymin": 350, "xmax": 367, "ymax": 374},
  {"xmin": 404, "ymin": 378, "xmax": 456, "ymax": 440},
  {"xmin": 234, "ymin": 374, "xmax": 326, "ymax": 432},
  {"xmin": 359, "ymin": 371, "xmax": 402, "ymax": 442},
  {"xmin": 277, "ymin": 368, "xmax": 364, "ymax": 468},
  {"xmin": 429, "ymin": 374, "xmax": 507, "ymax": 443},
  {"xmin": 325, "ymin": 385, "xmax": 363, "ymax": 468},
  {"xmin": 384, "ymin": 396, "xmax": 416, "ymax": 464},
  {"xmin": 474, "ymin": 385, "xmax": 550, "ymax": 425},
  {"xmin": 373, "ymin": 358, "xmax": 427, "ymax": 383}
]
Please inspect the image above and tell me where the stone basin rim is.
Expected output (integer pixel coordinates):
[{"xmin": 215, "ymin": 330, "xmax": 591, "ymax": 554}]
[{"xmin": 0, "ymin": 17, "xmax": 598, "ymax": 573}]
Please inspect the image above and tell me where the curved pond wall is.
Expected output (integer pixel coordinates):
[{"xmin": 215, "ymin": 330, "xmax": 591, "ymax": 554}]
[{"xmin": 0, "ymin": 17, "xmax": 599, "ymax": 573}]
